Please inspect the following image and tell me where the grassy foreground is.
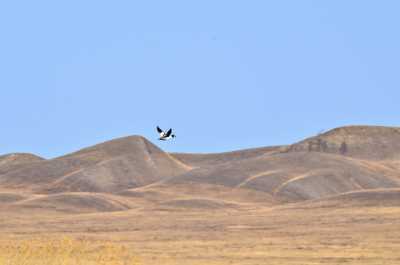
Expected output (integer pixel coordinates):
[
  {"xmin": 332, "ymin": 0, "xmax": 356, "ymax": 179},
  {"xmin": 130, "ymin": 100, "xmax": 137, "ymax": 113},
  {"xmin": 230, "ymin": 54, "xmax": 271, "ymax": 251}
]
[{"xmin": 0, "ymin": 237, "xmax": 140, "ymax": 265}]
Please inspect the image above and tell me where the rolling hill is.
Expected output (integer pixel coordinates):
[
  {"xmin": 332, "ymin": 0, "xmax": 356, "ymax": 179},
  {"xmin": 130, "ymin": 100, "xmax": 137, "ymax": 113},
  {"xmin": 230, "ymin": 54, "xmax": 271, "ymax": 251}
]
[
  {"xmin": 288, "ymin": 125, "xmax": 400, "ymax": 160},
  {"xmin": 0, "ymin": 125, "xmax": 399, "ymax": 210},
  {"xmin": 0, "ymin": 136, "xmax": 190, "ymax": 193}
]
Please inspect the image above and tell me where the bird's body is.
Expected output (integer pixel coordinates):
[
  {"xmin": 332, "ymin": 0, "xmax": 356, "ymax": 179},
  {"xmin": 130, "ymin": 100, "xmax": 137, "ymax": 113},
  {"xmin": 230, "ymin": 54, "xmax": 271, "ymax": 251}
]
[{"xmin": 157, "ymin": 126, "xmax": 176, "ymax": 141}]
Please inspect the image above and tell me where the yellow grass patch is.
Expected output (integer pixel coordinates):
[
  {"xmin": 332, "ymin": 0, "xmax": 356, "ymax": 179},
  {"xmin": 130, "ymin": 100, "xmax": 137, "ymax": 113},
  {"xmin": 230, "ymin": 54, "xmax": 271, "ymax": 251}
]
[{"xmin": 0, "ymin": 237, "xmax": 139, "ymax": 265}]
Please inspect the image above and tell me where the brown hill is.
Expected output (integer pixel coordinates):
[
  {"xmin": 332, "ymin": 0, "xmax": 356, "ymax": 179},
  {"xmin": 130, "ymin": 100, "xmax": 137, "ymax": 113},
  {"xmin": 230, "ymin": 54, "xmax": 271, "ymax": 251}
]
[
  {"xmin": 0, "ymin": 153, "xmax": 44, "ymax": 174},
  {"xmin": 288, "ymin": 125, "xmax": 400, "ymax": 160},
  {"xmin": 162, "ymin": 126, "xmax": 400, "ymax": 203},
  {"xmin": 1, "ymin": 125, "xmax": 400, "ymax": 209},
  {"xmin": 0, "ymin": 136, "xmax": 190, "ymax": 193},
  {"xmin": 164, "ymin": 151, "xmax": 400, "ymax": 203}
]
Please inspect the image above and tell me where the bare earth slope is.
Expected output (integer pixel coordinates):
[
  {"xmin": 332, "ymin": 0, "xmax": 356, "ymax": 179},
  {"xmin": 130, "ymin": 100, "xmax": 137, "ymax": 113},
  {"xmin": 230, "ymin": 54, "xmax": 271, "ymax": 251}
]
[
  {"xmin": 165, "ymin": 151, "xmax": 400, "ymax": 202},
  {"xmin": 171, "ymin": 145, "xmax": 284, "ymax": 167},
  {"xmin": 0, "ymin": 136, "xmax": 190, "ymax": 193}
]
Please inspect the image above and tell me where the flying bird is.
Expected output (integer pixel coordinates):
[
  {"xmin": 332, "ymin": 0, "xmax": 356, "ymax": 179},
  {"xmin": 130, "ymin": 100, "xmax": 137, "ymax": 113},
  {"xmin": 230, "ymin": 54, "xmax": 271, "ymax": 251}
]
[{"xmin": 157, "ymin": 126, "xmax": 176, "ymax": 141}]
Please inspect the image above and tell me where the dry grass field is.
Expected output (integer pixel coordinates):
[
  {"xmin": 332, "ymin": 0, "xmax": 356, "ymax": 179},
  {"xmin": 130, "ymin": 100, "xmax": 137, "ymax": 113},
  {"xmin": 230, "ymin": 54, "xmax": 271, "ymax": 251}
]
[
  {"xmin": 1, "ymin": 126, "xmax": 400, "ymax": 264},
  {"xmin": 1, "ymin": 203, "xmax": 400, "ymax": 265},
  {"xmin": 0, "ymin": 237, "xmax": 139, "ymax": 265}
]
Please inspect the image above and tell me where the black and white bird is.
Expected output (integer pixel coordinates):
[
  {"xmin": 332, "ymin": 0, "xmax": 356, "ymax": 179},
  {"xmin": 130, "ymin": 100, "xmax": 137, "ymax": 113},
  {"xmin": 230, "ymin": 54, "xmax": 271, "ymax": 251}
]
[{"xmin": 157, "ymin": 126, "xmax": 176, "ymax": 141}]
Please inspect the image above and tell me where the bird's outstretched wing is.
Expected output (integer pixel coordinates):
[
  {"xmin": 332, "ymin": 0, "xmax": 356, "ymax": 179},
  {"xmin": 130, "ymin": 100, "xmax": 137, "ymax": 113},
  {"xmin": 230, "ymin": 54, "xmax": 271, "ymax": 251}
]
[
  {"xmin": 165, "ymin": 128, "xmax": 172, "ymax": 137},
  {"xmin": 157, "ymin": 126, "xmax": 163, "ymax": 134}
]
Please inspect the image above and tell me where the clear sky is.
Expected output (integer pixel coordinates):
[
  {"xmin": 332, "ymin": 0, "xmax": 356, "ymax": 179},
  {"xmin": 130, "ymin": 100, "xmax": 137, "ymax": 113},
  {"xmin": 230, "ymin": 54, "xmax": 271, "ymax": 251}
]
[{"xmin": 1, "ymin": 1, "xmax": 399, "ymax": 158}]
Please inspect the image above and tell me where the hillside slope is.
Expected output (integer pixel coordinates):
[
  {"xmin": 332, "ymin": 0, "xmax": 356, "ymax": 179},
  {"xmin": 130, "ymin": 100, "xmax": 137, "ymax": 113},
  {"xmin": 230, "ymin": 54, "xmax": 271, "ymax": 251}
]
[
  {"xmin": 0, "ymin": 136, "xmax": 190, "ymax": 193},
  {"xmin": 0, "ymin": 125, "xmax": 400, "ymax": 211},
  {"xmin": 288, "ymin": 125, "xmax": 400, "ymax": 160}
]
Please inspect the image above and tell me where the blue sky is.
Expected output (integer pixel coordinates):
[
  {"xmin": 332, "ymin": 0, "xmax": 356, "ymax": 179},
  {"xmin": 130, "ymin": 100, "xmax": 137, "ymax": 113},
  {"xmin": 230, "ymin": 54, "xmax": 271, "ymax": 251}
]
[{"xmin": 1, "ymin": 1, "xmax": 399, "ymax": 158}]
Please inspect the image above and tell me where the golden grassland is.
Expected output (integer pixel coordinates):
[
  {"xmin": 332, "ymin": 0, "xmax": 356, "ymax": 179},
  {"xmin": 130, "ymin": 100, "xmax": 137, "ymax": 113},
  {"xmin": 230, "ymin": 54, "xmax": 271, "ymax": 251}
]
[
  {"xmin": 1, "ymin": 206, "xmax": 400, "ymax": 265},
  {"xmin": 0, "ymin": 237, "xmax": 139, "ymax": 265}
]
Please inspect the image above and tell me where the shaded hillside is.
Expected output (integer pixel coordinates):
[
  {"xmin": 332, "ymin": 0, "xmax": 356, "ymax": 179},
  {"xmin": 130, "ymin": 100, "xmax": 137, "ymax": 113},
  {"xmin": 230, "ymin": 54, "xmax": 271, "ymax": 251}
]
[
  {"xmin": 164, "ymin": 151, "xmax": 400, "ymax": 202},
  {"xmin": 171, "ymin": 145, "xmax": 284, "ymax": 167},
  {"xmin": 0, "ymin": 136, "xmax": 190, "ymax": 193},
  {"xmin": 288, "ymin": 126, "xmax": 400, "ymax": 160}
]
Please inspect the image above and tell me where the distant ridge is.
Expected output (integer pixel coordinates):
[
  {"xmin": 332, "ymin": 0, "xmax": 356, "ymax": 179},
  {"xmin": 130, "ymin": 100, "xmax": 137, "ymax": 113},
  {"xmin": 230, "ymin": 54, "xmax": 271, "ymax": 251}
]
[
  {"xmin": 0, "ymin": 125, "xmax": 400, "ymax": 213},
  {"xmin": 288, "ymin": 125, "xmax": 400, "ymax": 160}
]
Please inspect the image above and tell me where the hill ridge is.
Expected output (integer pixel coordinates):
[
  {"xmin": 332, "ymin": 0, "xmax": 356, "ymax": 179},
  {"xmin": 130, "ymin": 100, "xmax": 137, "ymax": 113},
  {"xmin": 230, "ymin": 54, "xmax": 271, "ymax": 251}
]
[{"xmin": 1, "ymin": 126, "xmax": 400, "ymax": 211}]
